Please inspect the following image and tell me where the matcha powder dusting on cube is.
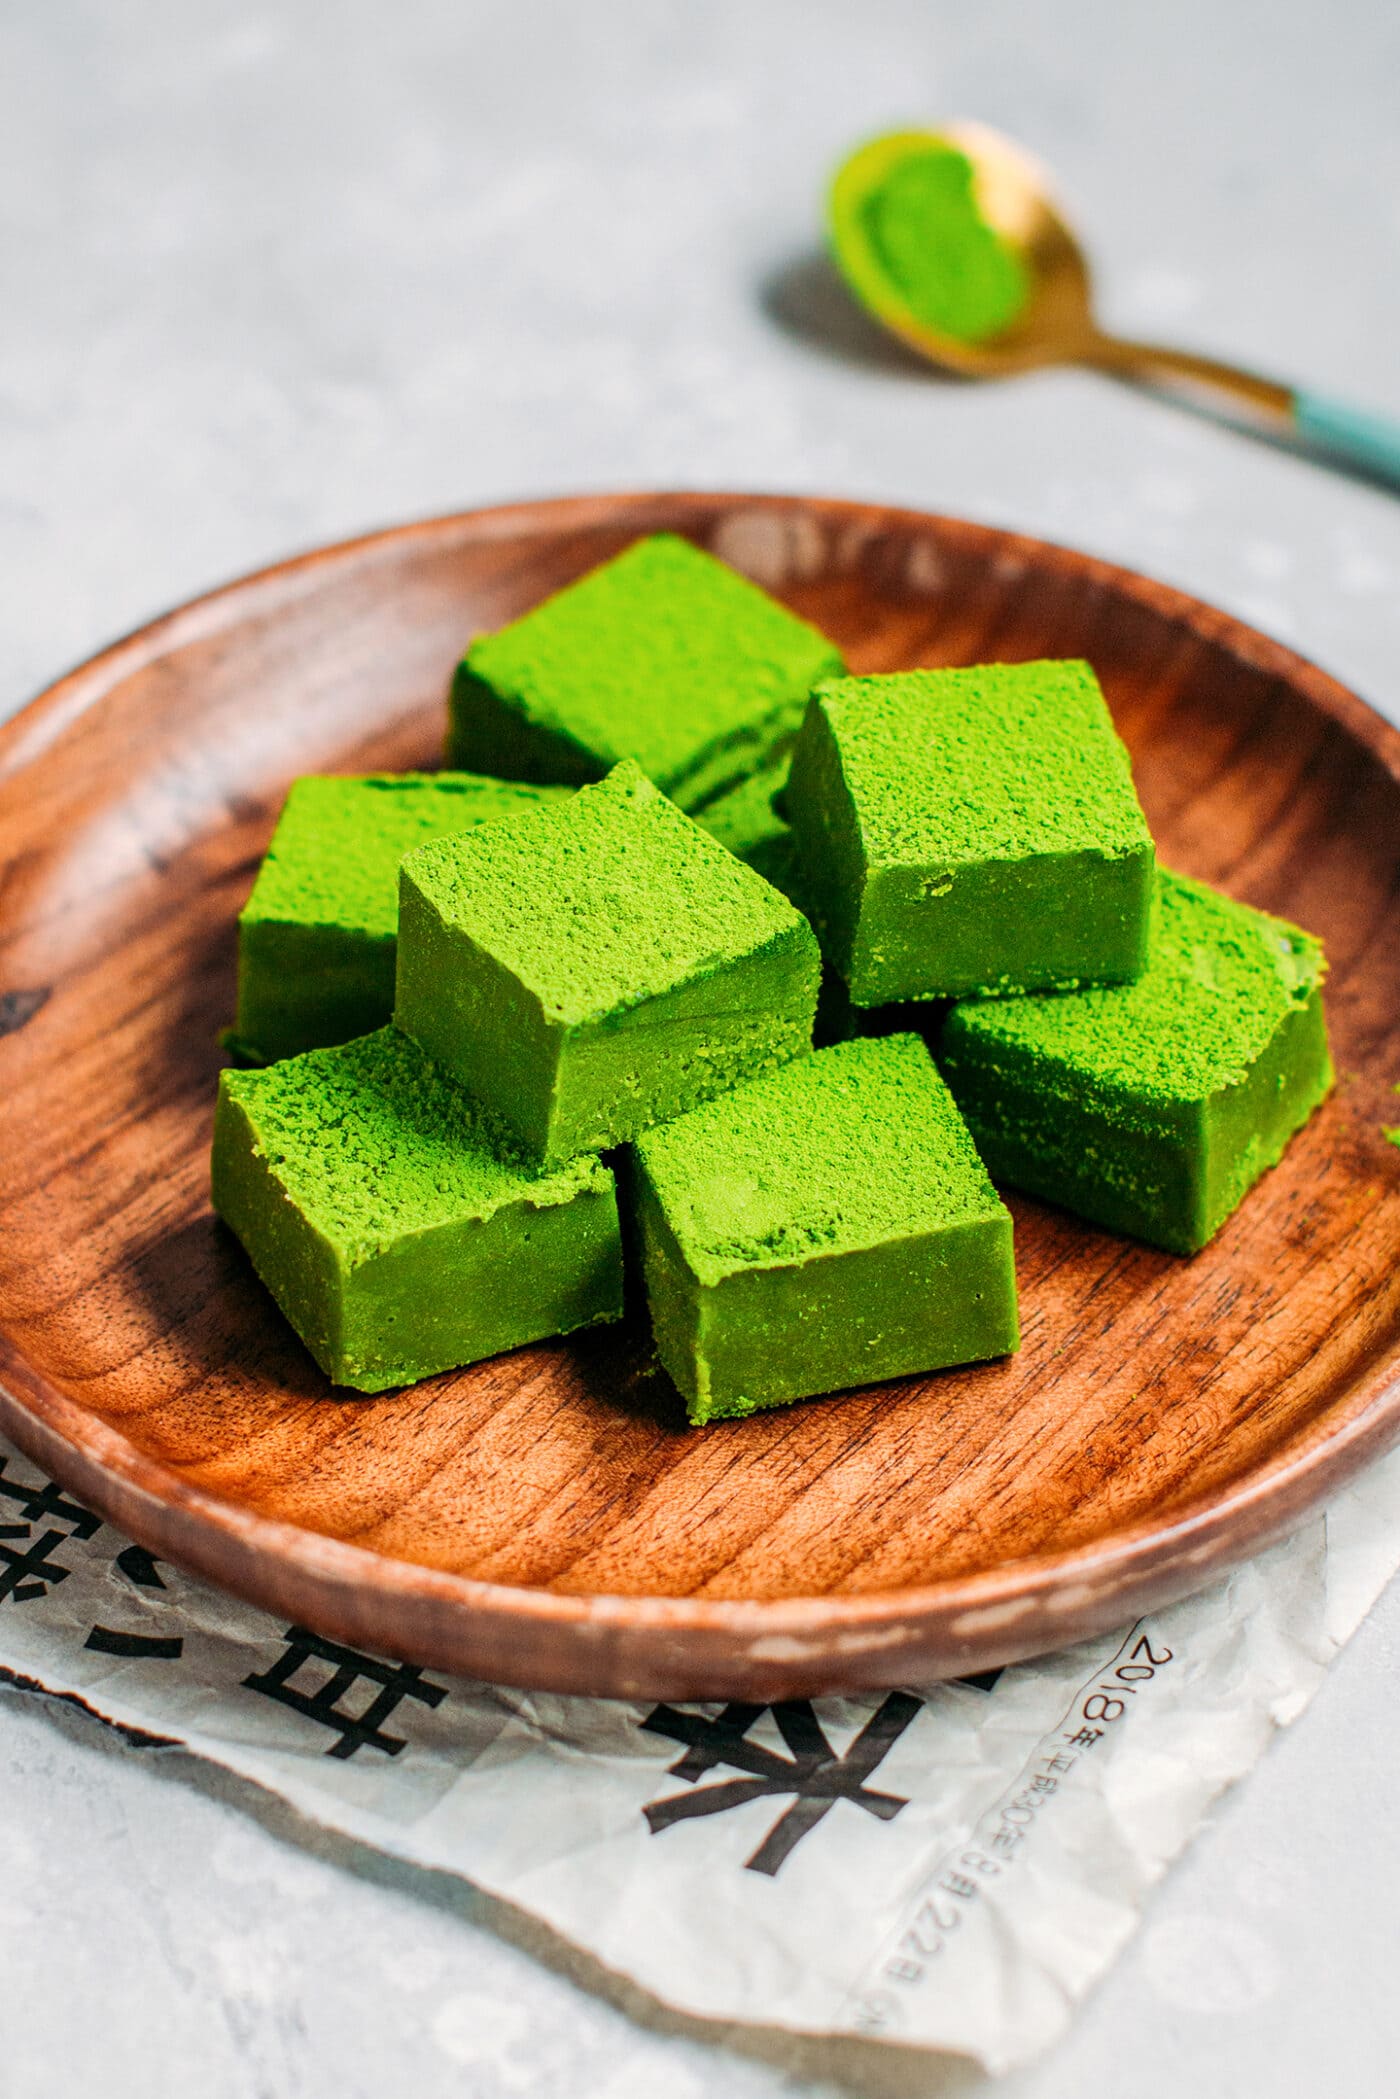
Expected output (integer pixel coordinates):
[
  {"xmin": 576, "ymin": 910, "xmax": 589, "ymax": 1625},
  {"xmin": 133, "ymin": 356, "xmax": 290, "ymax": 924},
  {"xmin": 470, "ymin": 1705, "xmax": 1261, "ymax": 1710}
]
[
  {"xmin": 233, "ymin": 771, "xmax": 571, "ymax": 1064},
  {"xmin": 395, "ymin": 761, "xmax": 821, "ymax": 1167},
  {"xmin": 940, "ymin": 869, "xmax": 1334, "ymax": 1254},
  {"xmin": 447, "ymin": 533, "xmax": 845, "ymax": 811},
  {"xmin": 212, "ymin": 1027, "xmax": 624, "ymax": 1392},
  {"xmin": 633, "ymin": 1032, "xmax": 1019, "ymax": 1423},
  {"xmin": 787, "ymin": 659, "xmax": 1154, "ymax": 1004}
]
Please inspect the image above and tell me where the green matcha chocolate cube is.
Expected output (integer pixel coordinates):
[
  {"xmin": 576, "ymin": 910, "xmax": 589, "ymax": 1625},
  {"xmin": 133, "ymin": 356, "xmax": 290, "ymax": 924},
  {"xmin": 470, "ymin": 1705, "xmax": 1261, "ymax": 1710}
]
[
  {"xmin": 786, "ymin": 660, "xmax": 1154, "ymax": 1005},
  {"xmin": 395, "ymin": 761, "xmax": 821, "ymax": 1168},
  {"xmin": 233, "ymin": 772, "xmax": 569, "ymax": 1063},
  {"xmin": 446, "ymin": 533, "xmax": 845, "ymax": 811},
  {"xmin": 633, "ymin": 1032, "xmax": 1019, "ymax": 1423},
  {"xmin": 212, "ymin": 1027, "xmax": 623, "ymax": 1392},
  {"xmin": 939, "ymin": 870, "xmax": 1333, "ymax": 1255}
]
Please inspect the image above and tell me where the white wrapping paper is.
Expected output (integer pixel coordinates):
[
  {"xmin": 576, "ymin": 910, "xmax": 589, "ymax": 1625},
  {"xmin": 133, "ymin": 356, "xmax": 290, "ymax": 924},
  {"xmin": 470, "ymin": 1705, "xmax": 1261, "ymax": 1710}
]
[{"xmin": 0, "ymin": 1423, "xmax": 1396, "ymax": 2073}]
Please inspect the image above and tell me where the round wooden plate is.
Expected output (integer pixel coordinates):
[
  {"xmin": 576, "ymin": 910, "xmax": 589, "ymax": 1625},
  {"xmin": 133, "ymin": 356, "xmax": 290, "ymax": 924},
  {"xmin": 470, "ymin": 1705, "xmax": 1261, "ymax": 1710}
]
[{"xmin": 2, "ymin": 491, "xmax": 1399, "ymax": 1700}]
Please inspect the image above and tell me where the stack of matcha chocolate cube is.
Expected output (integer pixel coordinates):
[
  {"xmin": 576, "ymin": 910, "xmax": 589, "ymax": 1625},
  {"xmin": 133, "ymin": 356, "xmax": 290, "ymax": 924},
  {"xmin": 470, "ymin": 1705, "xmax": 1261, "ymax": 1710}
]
[{"xmin": 214, "ymin": 533, "xmax": 1332, "ymax": 1420}]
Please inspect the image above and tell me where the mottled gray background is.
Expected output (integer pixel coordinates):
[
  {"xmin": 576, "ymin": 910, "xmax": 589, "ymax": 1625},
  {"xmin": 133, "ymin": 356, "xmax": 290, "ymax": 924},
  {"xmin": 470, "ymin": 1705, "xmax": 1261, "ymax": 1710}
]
[{"xmin": 3, "ymin": 3, "xmax": 1399, "ymax": 2094}]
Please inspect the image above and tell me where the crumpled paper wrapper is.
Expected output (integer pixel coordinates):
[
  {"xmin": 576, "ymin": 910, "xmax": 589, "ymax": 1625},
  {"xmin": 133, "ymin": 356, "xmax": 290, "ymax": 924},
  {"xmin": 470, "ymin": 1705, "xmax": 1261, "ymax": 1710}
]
[{"xmin": 0, "ymin": 1424, "xmax": 1396, "ymax": 2073}]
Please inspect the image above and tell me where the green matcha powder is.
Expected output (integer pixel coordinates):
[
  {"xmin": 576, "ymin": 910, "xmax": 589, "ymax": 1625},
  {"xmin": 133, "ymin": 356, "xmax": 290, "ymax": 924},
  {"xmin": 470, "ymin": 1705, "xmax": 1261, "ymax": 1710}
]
[{"xmin": 861, "ymin": 142, "xmax": 1030, "ymax": 343}]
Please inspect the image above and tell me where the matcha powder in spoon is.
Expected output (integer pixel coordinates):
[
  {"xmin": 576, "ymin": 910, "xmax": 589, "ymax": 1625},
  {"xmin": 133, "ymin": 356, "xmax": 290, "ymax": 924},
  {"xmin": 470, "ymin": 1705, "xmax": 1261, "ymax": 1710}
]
[{"xmin": 858, "ymin": 140, "xmax": 1030, "ymax": 343}]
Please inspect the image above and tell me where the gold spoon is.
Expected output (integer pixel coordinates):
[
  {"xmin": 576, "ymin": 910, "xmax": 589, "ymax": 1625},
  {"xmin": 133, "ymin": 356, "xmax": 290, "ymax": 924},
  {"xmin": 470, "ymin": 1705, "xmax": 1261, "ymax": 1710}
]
[{"xmin": 829, "ymin": 124, "xmax": 1400, "ymax": 483}]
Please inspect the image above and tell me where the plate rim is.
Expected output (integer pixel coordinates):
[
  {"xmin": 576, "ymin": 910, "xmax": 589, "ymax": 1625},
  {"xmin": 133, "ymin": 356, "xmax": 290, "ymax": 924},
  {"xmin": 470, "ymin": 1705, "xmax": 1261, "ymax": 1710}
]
[{"xmin": 3, "ymin": 487, "xmax": 1399, "ymax": 1686}]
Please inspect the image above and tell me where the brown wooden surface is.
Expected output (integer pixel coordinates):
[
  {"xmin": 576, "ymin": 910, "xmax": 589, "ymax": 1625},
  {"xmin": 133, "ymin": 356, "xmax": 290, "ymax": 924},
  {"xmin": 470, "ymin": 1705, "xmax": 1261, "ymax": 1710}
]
[{"xmin": 2, "ymin": 491, "xmax": 1399, "ymax": 1700}]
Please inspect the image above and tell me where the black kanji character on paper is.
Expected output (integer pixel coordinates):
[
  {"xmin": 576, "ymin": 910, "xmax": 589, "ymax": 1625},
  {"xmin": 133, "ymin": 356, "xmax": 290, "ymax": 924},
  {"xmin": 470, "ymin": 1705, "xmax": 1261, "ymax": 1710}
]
[
  {"xmin": 0, "ymin": 1458, "xmax": 101, "ymax": 1606},
  {"xmin": 84, "ymin": 1626, "xmax": 184, "ymax": 1660},
  {"xmin": 115, "ymin": 1545, "xmax": 166, "ymax": 1589},
  {"xmin": 955, "ymin": 1668, "xmax": 1004, "ymax": 1694},
  {"xmin": 640, "ymin": 1694, "xmax": 922, "ymax": 1876},
  {"xmin": 0, "ymin": 1460, "xmax": 100, "ymax": 1540},
  {"xmin": 82, "ymin": 1540, "xmax": 181, "ymax": 1656},
  {"xmin": 242, "ymin": 1626, "xmax": 448, "ymax": 1759},
  {"xmin": 0, "ymin": 1527, "xmax": 76, "ymax": 1605}
]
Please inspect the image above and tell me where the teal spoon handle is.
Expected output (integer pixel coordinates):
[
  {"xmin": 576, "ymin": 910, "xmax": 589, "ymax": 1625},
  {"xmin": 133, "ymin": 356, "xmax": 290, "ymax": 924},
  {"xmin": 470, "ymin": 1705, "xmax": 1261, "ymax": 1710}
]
[
  {"xmin": 1292, "ymin": 391, "xmax": 1400, "ymax": 487},
  {"xmin": 1093, "ymin": 337, "xmax": 1400, "ymax": 489}
]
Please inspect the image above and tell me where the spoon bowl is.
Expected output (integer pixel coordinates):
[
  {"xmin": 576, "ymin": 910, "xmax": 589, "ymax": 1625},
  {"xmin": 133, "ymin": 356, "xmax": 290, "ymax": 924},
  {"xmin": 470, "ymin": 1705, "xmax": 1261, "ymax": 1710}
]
[
  {"xmin": 830, "ymin": 122, "xmax": 1098, "ymax": 377},
  {"xmin": 829, "ymin": 122, "xmax": 1293, "ymax": 424}
]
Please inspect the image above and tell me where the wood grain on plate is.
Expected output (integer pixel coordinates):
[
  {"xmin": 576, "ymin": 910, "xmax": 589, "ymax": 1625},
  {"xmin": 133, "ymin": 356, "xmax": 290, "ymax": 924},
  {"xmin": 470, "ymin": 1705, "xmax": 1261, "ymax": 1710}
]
[{"xmin": 1, "ymin": 491, "xmax": 1398, "ymax": 1700}]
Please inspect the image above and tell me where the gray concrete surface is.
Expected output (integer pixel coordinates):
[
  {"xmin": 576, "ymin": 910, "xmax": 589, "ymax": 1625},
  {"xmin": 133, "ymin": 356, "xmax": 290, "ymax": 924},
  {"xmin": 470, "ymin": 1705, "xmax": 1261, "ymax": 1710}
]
[{"xmin": 3, "ymin": 2, "xmax": 1399, "ymax": 2093}]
